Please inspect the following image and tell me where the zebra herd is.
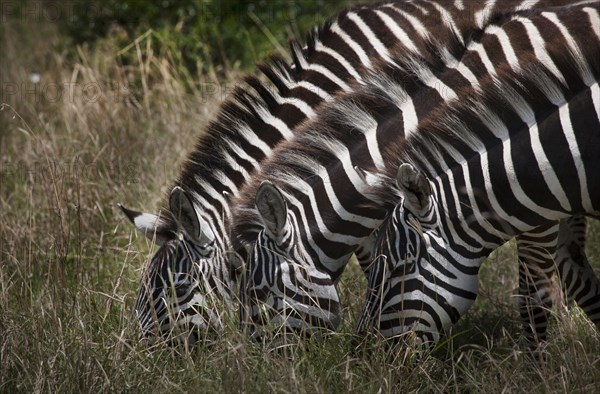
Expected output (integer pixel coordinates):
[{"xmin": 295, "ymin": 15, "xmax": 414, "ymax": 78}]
[{"xmin": 119, "ymin": 0, "xmax": 600, "ymax": 350}]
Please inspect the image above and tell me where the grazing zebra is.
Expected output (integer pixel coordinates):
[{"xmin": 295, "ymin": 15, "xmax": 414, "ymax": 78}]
[
  {"xmin": 119, "ymin": 0, "xmax": 582, "ymax": 342},
  {"xmin": 232, "ymin": 3, "xmax": 600, "ymax": 344},
  {"xmin": 356, "ymin": 17, "xmax": 600, "ymax": 345}
]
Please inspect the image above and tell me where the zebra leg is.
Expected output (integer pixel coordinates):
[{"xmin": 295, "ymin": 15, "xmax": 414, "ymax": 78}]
[
  {"xmin": 516, "ymin": 222, "xmax": 560, "ymax": 346},
  {"xmin": 356, "ymin": 255, "xmax": 387, "ymax": 337},
  {"xmin": 555, "ymin": 215, "xmax": 600, "ymax": 329},
  {"xmin": 517, "ymin": 216, "xmax": 600, "ymax": 347}
]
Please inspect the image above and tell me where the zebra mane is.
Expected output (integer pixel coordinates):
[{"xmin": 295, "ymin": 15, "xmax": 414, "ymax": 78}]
[
  {"xmin": 165, "ymin": 5, "xmax": 363, "ymax": 214},
  {"xmin": 165, "ymin": 1, "xmax": 404, "ymax": 217}
]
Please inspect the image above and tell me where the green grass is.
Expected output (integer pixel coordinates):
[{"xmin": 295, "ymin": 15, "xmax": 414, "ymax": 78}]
[{"xmin": 1, "ymin": 9, "xmax": 599, "ymax": 394}]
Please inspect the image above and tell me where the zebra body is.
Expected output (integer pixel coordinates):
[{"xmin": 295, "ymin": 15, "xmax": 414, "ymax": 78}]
[
  {"xmin": 232, "ymin": 3, "xmax": 600, "ymax": 343},
  {"xmin": 119, "ymin": 0, "xmax": 586, "ymax": 341},
  {"xmin": 358, "ymin": 9, "xmax": 600, "ymax": 343}
]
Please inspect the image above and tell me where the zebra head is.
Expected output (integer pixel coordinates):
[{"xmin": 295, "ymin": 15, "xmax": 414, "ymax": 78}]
[
  {"xmin": 239, "ymin": 181, "xmax": 342, "ymax": 340},
  {"xmin": 120, "ymin": 186, "xmax": 238, "ymax": 345},
  {"xmin": 357, "ymin": 163, "xmax": 455, "ymax": 346}
]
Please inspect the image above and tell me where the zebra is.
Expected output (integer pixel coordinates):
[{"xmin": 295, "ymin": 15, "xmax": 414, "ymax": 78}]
[
  {"xmin": 231, "ymin": 2, "xmax": 600, "ymax": 345},
  {"xmin": 356, "ymin": 15, "xmax": 600, "ymax": 345},
  {"xmin": 119, "ymin": 0, "xmax": 582, "ymax": 342}
]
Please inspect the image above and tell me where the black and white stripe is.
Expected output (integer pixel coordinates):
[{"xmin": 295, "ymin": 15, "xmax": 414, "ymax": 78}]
[
  {"xmin": 126, "ymin": 0, "xmax": 467, "ymax": 340},
  {"xmin": 119, "ymin": 0, "xmax": 585, "ymax": 341},
  {"xmin": 358, "ymin": 4, "xmax": 599, "ymax": 345},
  {"xmin": 233, "ymin": 2, "xmax": 600, "ymax": 343}
]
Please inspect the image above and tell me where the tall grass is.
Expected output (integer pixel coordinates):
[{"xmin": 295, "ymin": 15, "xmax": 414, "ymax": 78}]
[{"xmin": 1, "ymin": 9, "xmax": 599, "ymax": 394}]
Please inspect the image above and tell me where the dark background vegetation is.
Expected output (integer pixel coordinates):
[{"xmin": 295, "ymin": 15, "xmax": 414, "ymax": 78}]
[{"xmin": 4, "ymin": 0, "xmax": 354, "ymax": 74}]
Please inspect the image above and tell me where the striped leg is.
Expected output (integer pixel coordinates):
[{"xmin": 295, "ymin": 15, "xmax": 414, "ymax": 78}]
[
  {"xmin": 517, "ymin": 216, "xmax": 600, "ymax": 346},
  {"xmin": 517, "ymin": 222, "xmax": 560, "ymax": 345},
  {"xmin": 356, "ymin": 255, "xmax": 387, "ymax": 338},
  {"xmin": 555, "ymin": 216, "xmax": 600, "ymax": 328}
]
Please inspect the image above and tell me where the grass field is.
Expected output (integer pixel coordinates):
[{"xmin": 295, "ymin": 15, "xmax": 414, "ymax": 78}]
[{"xmin": 1, "ymin": 9, "xmax": 599, "ymax": 394}]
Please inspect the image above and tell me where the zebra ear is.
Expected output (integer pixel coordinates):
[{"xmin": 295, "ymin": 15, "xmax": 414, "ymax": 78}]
[
  {"xmin": 118, "ymin": 204, "xmax": 177, "ymax": 245},
  {"xmin": 169, "ymin": 186, "xmax": 202, "ymax": 241},
  {"xmin": 396, "ymin": 163, "xmax": 432, "ymax": 213},
  {"xmin": 255, "ymin": 181, "xmax": 288, "ymax": 238}
]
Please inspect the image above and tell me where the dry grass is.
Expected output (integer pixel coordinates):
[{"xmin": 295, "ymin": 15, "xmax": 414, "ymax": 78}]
[{"xmin": 1, "ymin": 13, "xmax": 599, "ymax": 394}]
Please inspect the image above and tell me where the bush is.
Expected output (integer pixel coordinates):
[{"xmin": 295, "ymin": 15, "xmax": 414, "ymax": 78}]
[{"xmin": 63, "ymin": 0, "xmax": 354, "ymax": 74}]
